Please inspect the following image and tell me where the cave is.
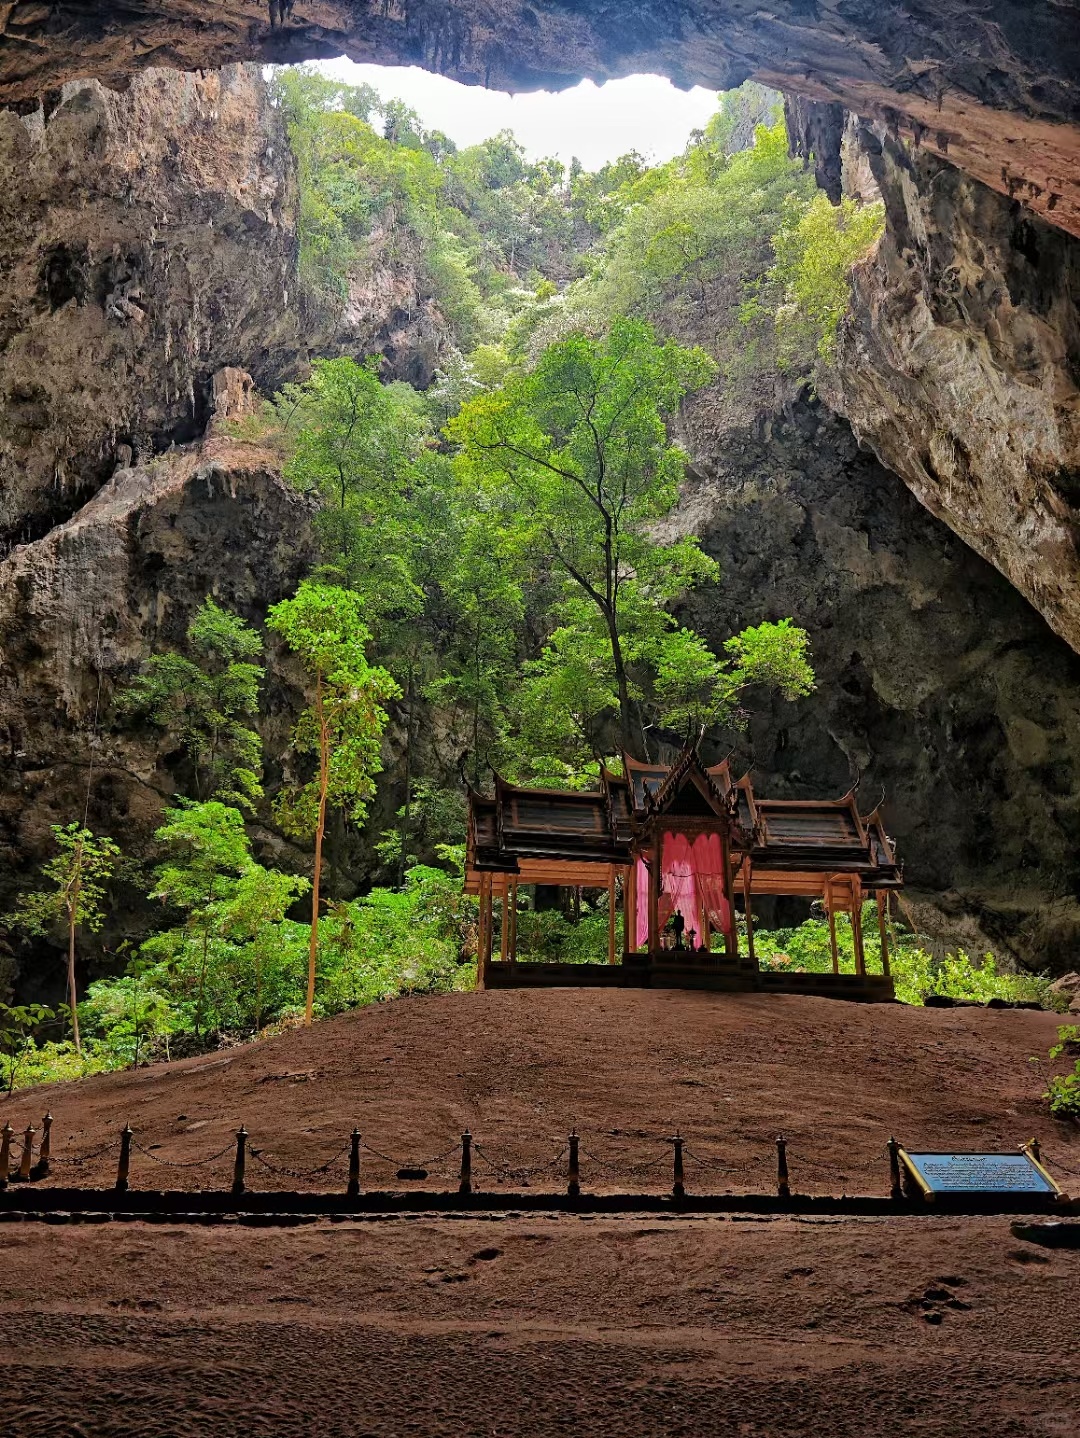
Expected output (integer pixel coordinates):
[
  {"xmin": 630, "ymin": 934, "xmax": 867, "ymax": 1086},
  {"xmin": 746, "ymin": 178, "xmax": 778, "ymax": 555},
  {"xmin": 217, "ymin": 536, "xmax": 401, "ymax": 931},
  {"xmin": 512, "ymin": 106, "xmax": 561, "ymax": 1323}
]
[{"xmin": 0, "ymin": 8, "xmax": 1079, "ymax": 1430}]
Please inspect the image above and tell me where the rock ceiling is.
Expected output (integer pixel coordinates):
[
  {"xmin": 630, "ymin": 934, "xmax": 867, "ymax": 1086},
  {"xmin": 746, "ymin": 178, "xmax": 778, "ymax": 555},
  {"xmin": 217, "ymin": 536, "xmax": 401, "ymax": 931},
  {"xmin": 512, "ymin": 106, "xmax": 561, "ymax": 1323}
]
[{"xmin": 0, "ymin": 0, "xmax": 1078, "ymax": 237}]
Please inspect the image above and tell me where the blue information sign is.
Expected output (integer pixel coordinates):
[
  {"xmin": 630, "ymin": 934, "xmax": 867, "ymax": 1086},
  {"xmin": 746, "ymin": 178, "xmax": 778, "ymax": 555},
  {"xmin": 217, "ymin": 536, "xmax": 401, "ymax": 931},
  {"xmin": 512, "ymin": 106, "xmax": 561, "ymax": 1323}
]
[{"xmin": 901, "ymin": 1151, "xmax": 1059, "ymax": 1196}]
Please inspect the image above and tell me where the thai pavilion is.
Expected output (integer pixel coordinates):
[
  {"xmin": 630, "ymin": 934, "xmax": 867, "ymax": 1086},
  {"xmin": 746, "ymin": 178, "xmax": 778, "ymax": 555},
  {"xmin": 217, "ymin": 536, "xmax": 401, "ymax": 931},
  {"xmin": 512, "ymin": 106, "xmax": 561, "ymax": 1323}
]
[{"xmin": 465, "ymin": 745, "xmax": 903, "ymax": 1002}]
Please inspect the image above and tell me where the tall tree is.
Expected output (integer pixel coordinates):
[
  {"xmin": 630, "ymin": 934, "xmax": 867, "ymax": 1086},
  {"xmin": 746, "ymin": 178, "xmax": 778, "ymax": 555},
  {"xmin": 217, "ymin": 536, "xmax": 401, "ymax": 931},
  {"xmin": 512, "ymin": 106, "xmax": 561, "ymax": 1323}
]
[
  {"xmin": 449, "ymin": 318, "xmax": 812, "ymax": 762},
  {"xmin": 4, "ymin": 824, "xmax": 120, "ymax": 1052},
  {"xmin": 118, "ymin": 598, "xmax": 264, "ymax": 811},
  {"xmin": 268, "ymin": 582, "xmax": 400, "ymax": 1025}
]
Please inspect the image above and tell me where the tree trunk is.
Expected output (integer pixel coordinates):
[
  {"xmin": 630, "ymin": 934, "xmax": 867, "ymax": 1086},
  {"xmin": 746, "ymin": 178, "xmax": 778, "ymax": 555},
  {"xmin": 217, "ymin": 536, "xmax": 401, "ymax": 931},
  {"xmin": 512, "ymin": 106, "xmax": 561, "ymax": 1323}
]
[
  {"xmin": 606, "ymin": 612, "xmax": 642, "ymax": 760},
  {"xmin": 306, "ymin": 674, "xmax": 330, "ymax": 1027},
  {"xmin": 66, "ymin": 905, "xmax": 81, "ymax": 1055}
]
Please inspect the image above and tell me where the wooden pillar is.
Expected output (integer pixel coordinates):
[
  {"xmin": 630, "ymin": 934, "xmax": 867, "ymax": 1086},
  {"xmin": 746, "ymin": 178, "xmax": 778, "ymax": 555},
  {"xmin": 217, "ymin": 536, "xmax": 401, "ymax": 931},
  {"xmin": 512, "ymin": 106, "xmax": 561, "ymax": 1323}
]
[
  {"xmin": 723, "ymin": 837, "xmax": 737, "ymax": 960},
  {"xmin": 742, "ymin": 859, "xmax": 756, "ymax": 968},
  {"xmin": 876, "ymin": 891, "xmax": 890, "ymax": 977},
  {"xmin": 826, "ymin": 890, "xmax": 840, "ymax": 975},
  {"xmin": 851, "ymin": 885, "xmax": 866, "ymax": 977},
  {"xmin": 648, "ymin": 833, "xmax": 661, "ymax": 956},
  {"xmin": 500, "ymin": 882, "xmax": 509, "ymax": 965},
  {"xmin": 477, "ymin": 873, "xmax": 492, "ymax": 989},
  {"xmin": 627, "ymin": 863, "xmax": 638, "ymax": 953},
  {"xmin": 509, "ymin": 880, "xmax": 519, "ymax": 966},
  {"xmin": 607, "ymin": 871, "xmax": 617, "ymax": 964}
]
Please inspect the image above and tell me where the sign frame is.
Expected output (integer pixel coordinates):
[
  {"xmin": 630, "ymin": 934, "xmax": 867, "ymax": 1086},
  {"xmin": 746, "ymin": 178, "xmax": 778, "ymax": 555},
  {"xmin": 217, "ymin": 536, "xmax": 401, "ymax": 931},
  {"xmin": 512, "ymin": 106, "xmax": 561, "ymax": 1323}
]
[{"xmin": 897, "ymin": 1147, "xmax": 1063, "ymax": 1202}]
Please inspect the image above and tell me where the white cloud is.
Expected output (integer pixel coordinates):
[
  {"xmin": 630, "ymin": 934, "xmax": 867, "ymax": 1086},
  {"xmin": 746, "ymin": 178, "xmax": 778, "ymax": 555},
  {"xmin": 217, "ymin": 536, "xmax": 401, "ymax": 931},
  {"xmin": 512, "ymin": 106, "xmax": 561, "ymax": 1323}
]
[{"xmin": 310, "ymin": 59, "xmax": 719, "ymax": 171}]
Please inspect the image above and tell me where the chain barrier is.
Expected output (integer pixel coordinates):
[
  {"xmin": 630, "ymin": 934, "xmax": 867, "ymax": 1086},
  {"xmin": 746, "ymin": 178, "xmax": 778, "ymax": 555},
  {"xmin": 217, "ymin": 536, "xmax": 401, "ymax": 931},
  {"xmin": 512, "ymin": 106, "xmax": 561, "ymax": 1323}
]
[
  {"xmin": 579, "ymin": 1146, "xmax": 672, "ymax": 1178},
  {"xmin": 472, "ymin": 1143, "xmax": 568, "ymax": 1183},
  {"xmin": 787, "ymin": 1145, "xmax": 890, "ymax": 1175},
  {"xmin": 358, "ymin": 1140, "xmax": 460, "ymax": 1174},
  {"xmin": 1044, "ymin": 1152, "xmax": 1080, "ymax": 1178},
  {"xmin": 680, "ymin": 1146, "xmax": 740, "ymax": 1175},
  {"xmin": 130, "ymin": 1139, "xmax": 236, "ymax": 1170},
  {"xmin": 248, "ymin": 1140, "xmax": 352, "ymax": 1181},
  {"xmin": 49, "ymin": 1140, "xmax": 120, "ymax": 1167}
]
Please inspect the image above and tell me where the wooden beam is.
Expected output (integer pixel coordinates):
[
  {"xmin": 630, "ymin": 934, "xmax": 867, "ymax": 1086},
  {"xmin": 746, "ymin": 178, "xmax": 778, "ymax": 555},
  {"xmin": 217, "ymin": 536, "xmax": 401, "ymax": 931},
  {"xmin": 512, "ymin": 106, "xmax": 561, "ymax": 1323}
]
[
  {"xmin": 509, "ymin": 880, "xmax": 518, "ymax": 966},
  {"xmin": 607, "ymin": 873, "xmax": 617, "ymax": 964},
  {"xmin": 648, "ymin": 836, "xmax": 660, "ymax": 955},
  {"xmin": 876, "ymin": 890, "xmax": 890, "ymax": 977},
  {"xmin": 851, "ymin": 891, "xmax": 866, "ymax": 977},
  {"xmin": 626, "ymin": 863, "xmax": 638, "ymax": 953},
  {"xmin": 827, "ymin": 904, "xmax": 840, "ymax": 974},
  {"xmin": 477, "ymin": 873, "xmax": 492, "ymax": 990},
  {"xmin": 500, "ymin": 885, "xmax": 509, "ymax": 964},
  {"xmin": 742, "ymin": 859, "xmax": 756, "ymax": 968}
]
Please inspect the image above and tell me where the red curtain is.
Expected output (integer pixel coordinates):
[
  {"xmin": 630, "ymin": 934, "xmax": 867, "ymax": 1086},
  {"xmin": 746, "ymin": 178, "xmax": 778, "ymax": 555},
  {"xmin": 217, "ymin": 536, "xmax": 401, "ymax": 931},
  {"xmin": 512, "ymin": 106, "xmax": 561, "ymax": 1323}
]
[{"xmin": 634, "ymin": 831, "xmax": 731, "ymax": 949}]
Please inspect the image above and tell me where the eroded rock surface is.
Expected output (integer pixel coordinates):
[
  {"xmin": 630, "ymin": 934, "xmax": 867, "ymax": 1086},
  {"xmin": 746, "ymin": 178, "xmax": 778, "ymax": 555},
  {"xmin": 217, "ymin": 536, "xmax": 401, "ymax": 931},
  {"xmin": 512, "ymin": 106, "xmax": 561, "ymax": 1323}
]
[
  {"xmin": 0, "ymin": 429, "xmax": 316, "ymax": 979},
  {"xmin": 831, "ymin": 131, "xmax": 1080, "ymax": 658},
  {"xmin": 1, "ymin": 1, "xmax": 1077, "ymax": 238},
  {"xmin": 0, "ymin": 62, "xmax": 451, "ymax": 546},
  {"xmin": 675, "ymin": 401, "xmax": 1080, "ymax": 973}
]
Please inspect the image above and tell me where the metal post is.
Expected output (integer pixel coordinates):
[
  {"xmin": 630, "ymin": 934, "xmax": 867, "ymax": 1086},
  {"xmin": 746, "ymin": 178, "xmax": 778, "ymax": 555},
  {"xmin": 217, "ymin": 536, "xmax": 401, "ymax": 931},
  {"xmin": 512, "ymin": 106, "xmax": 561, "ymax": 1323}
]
[
  {"xmin": 232, "ymin": 1125, "xmax": 248, "ymax": 1196},
  {"xmin": 40, "ymin": 1112, "xmax": 52, "ymax": 1170},
  {"xmin": 0, "ymin": 1122, "xmax": 12, "ymax": 1189},
  {"xmin": 567, "ymin": 1131, "xmax": 580, "ymax": 1198},
  {"xmin": 673, "ymin": 1133, "xmax": 684, "ymax": 1200},
  {"xmin": 116, "ymin": 1125, "xmax": 133, "ymax": 1192},
  {"xmin": 347, "ymin": 1128, "xmax": 361, "ymax": 1199},
  {"xmin": 776, "ymin": 1134, "xmax": 790, "ymax": 1199},
  {"xmin": 1024, "ymin": 1137, "xmax": 1042, "ymax": 1164},
  {"xmin": 459, "ymin": 1131, "xmax": 472, "ymax": 1195},
  {"xmin": 887, "ymin": 1136, "xmax": 902, "ymax": 1201},
  {"xmin": 18, "ymin": 1123, "xmax": 35, "ymax": 1181}
]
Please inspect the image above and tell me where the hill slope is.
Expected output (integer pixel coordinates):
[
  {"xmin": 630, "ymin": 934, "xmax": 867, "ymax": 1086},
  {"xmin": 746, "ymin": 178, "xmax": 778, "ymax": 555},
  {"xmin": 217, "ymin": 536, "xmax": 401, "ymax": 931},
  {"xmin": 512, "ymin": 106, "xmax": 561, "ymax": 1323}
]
[{"xmin": 7, "ymin": 989, "xmax": 1075, "ymax": 1194}]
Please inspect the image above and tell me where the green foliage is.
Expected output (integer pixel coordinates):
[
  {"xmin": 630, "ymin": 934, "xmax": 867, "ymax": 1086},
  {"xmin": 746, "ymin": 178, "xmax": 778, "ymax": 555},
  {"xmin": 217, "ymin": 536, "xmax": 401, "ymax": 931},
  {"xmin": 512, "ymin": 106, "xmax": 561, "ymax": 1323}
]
[
  {"xmin": 450, "ymin": 317, "xmax": 812, "ymax": 768},
  {"xmin": 4, "ymin": 824, "xmax": 119, "ymax": 943},
  {"xmin": 144, "ymin": 800, "xmax": 310, "ymax": 1037},
  {"xmin": 0, "ymin": 1002, "xmax": 60, "ymax": 1095},
  {"xmin": 118, "ymin": 597, "xmax": 264, "ymax": 810},
  {"xmin": 268, "ymin": 582, "xmax": 400, "ymax": 838},
  {"xmin": 1045, "ymin": 1025, "xmax": 1080, "ymax": 1120},
  {"xmin": 744, "ymin": 190, "xmax": 885, "ymax": 378},
  {"xmin": 752, "ymin": 906, "xmax": 1051, "ymax": 1008}
]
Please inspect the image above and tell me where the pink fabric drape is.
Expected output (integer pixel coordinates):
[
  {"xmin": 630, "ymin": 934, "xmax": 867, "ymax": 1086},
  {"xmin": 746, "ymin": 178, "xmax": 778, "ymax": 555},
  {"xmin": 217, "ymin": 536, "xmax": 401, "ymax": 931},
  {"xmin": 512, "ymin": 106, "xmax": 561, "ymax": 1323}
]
[{"xmin": 634, "ymin": 831, "xmax": 732, "ymax": 949}]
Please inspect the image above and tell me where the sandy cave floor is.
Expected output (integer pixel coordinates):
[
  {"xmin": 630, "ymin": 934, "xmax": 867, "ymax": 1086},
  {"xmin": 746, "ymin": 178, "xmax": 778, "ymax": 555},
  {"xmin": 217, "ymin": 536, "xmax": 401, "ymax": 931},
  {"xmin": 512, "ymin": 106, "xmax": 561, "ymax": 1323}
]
[{"xmin": 1, "ymin": 988, "xmax": 1078, "ymax": 1436}]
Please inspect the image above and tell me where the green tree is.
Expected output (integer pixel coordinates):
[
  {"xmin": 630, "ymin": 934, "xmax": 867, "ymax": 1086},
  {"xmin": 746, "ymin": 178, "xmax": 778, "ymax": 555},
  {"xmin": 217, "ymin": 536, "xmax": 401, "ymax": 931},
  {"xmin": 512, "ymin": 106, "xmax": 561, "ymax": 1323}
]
[
  {"xmin": 148, "ymin": 801, "xmax": 251, "ymax": 1039},
  {"xmin": 0, "ymin": 1003, "xmax": 59, "ymax": 1096},
  {"xmin": 268, "ymin": 582, "xmax": 400, "ymax": 1025},
  {"xmin": 118, "ymin": 597, "xmax": 264, "ymax": 811},
  {"xmin": 4, "ymin": 824, "xmax": 120, "ymax": 1052},
  {"xmin": 450, "ymin": 318, "xmax": 813, "ymax": 763}
]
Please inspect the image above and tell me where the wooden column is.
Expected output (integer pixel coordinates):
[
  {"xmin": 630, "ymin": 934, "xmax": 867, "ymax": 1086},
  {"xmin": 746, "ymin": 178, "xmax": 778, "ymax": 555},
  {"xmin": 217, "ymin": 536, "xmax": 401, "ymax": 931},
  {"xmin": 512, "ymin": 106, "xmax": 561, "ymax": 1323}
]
[
  {"xmin": 500, "ymin": 883, "xmax": 509, "ymax": 965},
  {"xmin": 742, "ymin": 859, "xmax": 756, "ymax": 968},
  {"xmin": 627, "ymin": 863, "xmax": 638, "ymax": 953},
  {"xmin": 607, "ymin": 870, "xmax": 617, "ymax": 964},
  {"xmin": 876, "ymin": 890, "xmax": 890, "ymax": 977},
  {"xmin": 509, "ymin": 880, "xmax": 519, "ymax": 966},
  {"xmin": 648, "ymin": 833, "xmax": 661, "ymax": 956},
  {"xmin": 826, "ymin": 890, "xmax": 840, "ymax": 975},
  {"xmin": 477, "ymin": 873, "xmax": 492, "ymax": 989},
  {"xmin": 723, "ymin": 836, "xmax": 737, "ymax": 960},
  {"xmin": 851, "ymin": 885, "xmax": 866, "ymax": 977}
]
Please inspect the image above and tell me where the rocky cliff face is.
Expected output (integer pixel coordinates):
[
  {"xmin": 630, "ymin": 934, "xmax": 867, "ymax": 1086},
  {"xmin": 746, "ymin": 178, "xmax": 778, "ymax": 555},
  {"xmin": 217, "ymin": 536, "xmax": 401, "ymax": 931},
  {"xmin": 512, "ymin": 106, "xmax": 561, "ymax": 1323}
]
[
  {"xmin": 675, "ymin": 400, "xmax": 1080, "ymax": 973},
  {"xmin": 0, "ymin": 64, "xmax": 299, "ymax": 546},
  {"xmin": 0, "ymin": 425, "xmax": 317, "ymax": 991},
  {"xmin": 0, "ymin": 62, "xmax": 451, "ymax": 548},
  {"xmin": 829, "ymin": 128, "xmax": 1080, "ymax": 661},
  {"xmin": 1, "ymin": 1, "xmax": 1077, "ymax": 240}
]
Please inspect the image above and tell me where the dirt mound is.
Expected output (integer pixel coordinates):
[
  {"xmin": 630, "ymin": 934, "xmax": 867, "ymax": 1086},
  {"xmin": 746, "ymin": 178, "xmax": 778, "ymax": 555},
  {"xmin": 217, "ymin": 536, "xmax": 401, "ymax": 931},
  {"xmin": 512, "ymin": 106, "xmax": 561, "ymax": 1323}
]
[{"xmin": 4, "ymin": 988, "xmax": 1075, "ymax": 1194}]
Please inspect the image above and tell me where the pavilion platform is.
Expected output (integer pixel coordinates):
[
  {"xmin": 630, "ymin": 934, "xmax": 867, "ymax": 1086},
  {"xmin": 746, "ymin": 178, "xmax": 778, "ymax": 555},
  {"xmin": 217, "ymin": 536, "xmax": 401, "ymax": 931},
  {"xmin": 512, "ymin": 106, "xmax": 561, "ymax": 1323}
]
[{"xmin": 483, "ymin": 954, "xmax": 896, "ymax": 1003}]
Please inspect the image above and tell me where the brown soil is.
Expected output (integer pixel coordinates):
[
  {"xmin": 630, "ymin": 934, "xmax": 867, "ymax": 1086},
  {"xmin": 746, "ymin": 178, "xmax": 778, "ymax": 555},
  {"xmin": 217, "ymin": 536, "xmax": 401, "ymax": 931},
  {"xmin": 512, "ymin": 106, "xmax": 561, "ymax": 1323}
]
[
  {"xmin": 1, "ymin": 990, "xmax": 1077, "ymax": 1436},
  {"xmin": 3, "ymin": 989, "xmax": 1075, "ymax": 1194}
]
